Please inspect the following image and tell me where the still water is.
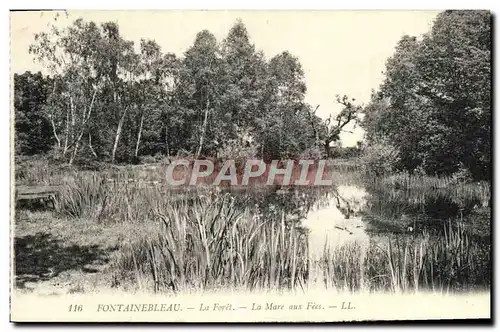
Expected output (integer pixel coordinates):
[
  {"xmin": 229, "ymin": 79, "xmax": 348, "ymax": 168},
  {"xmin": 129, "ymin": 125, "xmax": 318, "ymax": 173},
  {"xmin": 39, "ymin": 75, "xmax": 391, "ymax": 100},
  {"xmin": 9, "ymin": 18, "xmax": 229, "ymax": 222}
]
[
  {"xmin": 300, "ymin": 185, "xmax": 370, "ymax": 288},
  {"xmin": 302, "ymin": 185, "xmax": 369, "ymax": 258},
  {"xmin": 228, "ymin": 177, "xmax": 490, "ymax": 290}
]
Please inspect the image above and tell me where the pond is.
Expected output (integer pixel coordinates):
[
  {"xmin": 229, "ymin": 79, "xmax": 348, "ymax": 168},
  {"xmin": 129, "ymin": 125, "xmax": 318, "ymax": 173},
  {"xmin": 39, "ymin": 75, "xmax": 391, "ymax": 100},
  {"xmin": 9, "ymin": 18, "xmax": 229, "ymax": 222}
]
[
  {"xmin": 37, "ymin": 165, "xmax": 490, "ymax": 293},
  {"xmin": 223, "ymin": 174, "xmax": 491, "ymax": 292}
]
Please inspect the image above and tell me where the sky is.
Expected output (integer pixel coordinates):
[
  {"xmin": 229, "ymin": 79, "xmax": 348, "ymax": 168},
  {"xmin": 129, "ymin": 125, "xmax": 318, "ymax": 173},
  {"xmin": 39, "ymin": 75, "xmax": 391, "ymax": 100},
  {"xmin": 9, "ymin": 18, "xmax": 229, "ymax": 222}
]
[{"xmin": 10, "ymin": 10, "xmax": 439, "ymax": 147}]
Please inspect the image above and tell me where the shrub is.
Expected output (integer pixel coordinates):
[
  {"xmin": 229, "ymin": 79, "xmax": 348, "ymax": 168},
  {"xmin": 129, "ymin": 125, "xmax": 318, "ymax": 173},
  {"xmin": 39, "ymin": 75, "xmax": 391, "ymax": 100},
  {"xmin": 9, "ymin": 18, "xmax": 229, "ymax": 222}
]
[
  {"xmin": 360, "ymin": 139, "xmax": 401, "ymax": 177},
  {"xmin": 216, "ymin": 139, "xmax": 258, "ymax": 170},
  {"xmin": 450, "ymin": 162, "xmax": 474, "ymax": 184},
  {"xmin": 139, "ymin": 154, "xmax": 165, "ymax": 165},
  {"xmin": 298, "ymin": 146, "xmax": 325, "ymax": 161},
  {"xmin": 56, "ymin": 174, "xmax": 107, "ymax": 219}
]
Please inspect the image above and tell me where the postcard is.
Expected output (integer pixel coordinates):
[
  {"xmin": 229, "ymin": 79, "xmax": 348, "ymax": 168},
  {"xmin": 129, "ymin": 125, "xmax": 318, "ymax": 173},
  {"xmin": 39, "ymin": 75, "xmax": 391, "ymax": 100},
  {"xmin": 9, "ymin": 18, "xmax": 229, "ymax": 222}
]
[{"xmin": 10, "ymin": 9, "xmax": 491, "ymax": 323}]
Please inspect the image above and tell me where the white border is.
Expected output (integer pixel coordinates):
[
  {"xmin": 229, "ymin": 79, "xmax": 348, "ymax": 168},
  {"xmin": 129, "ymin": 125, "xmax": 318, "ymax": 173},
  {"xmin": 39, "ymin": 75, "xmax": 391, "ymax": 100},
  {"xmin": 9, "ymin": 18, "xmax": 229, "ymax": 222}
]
[{"xmin": 2, "ymin": 1, "xmax": 498, "ymax": 330}]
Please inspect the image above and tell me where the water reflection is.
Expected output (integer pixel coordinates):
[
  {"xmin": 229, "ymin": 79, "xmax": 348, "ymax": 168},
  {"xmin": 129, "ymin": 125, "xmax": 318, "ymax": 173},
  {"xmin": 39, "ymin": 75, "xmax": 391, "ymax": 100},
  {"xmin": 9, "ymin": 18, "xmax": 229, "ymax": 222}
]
[
  {"xmin": 166, "ymin": 175, "xmax": 490, "ymax": 292},
  {"xmin": 227, "ymin": 178, "xmax": 490, "ymax": 289},
  {"xmin": 296, "ymin": 186, "xmax": 369, "ymax": 288},
  {"xmin": 227, "ymin": 178, "xmax": 489, "ymax": 241},
  {"xmin": 362, "ymin": 180, "xmax": 490, "ymax": 238},
  {"xmin": 302, "ymin": 185, "xmax": 369, "ymax": 258}
]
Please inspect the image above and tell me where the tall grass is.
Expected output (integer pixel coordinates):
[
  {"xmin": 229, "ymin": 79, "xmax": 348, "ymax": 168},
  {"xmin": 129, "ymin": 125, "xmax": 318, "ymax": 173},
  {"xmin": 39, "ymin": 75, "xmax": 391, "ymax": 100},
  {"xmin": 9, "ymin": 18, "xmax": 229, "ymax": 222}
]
[
  {"xmin": 320, "ymin": 221, "xmax": 490, "ymax": 293},
  {"xmin": 363, "ymin": 170, "xmax": 490, "ymax": 237},
  {"xmin": 16, "ymin": 160, "xmax": 490, "ymax": 294},
  {"xmin": 111, "ymin": 194, "xmax": 309, "ymax": 293},
  {"xmin": 15, "ymin": 157, "xmax": 72, "ymax": 186},
  {"xmin": 56, "ymin": 174, "xmax": 107, "ymax": 219},
  {"xmin": 373, "ymin": 171, "xmax": 490, "ymax": 205}
]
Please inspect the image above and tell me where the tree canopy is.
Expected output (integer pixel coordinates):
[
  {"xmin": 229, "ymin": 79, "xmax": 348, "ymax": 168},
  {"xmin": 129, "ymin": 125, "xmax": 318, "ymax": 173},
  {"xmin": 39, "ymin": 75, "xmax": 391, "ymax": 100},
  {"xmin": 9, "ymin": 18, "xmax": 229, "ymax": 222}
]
[
  {"xmin": 18, "ymin": 18, "xmax": 358, "ymax": 164},
  {"xmin": 16, "ymin": 11, "xmax": 490, "ymax": 181},
  {"xmin": 362, "ymin": 10, "xmax": 491, "ymax": 179}
]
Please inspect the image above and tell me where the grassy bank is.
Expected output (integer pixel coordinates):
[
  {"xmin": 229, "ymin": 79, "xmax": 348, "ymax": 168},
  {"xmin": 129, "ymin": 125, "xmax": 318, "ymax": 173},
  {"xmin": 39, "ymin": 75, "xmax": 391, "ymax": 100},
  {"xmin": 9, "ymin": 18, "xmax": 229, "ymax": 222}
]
[{"xmin": 13, "ymin": 158, "xmax": 491, "ymax": 295}]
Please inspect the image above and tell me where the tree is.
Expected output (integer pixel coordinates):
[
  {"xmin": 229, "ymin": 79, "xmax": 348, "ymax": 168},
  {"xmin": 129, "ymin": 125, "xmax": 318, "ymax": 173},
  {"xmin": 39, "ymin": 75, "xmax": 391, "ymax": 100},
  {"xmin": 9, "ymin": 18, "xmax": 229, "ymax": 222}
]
[
  {"xmin": 124, "ymin": 40, "xmax": 179, "ymax": 160},
  {"xmin": 14, "ymin": 72, "xmax": 53, "ymax": 155},
  {"xmin": 23, "ymin": 18, "xmax": 327, "ymax": 163},
  {"xmin": 307, "ymin": 95, "xmax": 362, "ymax": 158},
  {"xmin": 255, "ymin": 51, "xmax": 316, "ymax": 160},
  {"xmin": 30, "ymin": 19, "xmax": 139, "ymax": 164},
  {"xmin": 30, "ymin": 19, "xmax": 103, "ymax": 164},
  {"xmin": 175, "ymin": 30, "xmax": 223, "ymax": 158},
  {"xmin": 99, "ymin": 22, "xmax": 138, "ymax": 163},
  {"xmin": 219, "ymin": 20, "xmax": 268, "ymax": 146},
  {"xmin": 362, "ymin": 10, "xmax": 491, "ymax": 179}
]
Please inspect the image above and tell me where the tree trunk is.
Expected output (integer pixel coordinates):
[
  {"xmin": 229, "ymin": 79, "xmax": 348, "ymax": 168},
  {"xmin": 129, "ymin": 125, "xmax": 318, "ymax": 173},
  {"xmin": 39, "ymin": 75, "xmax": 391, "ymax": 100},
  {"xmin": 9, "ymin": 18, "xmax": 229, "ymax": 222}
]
[
  {"xmin": 68, "ymin": 89, "xmax": 98, "ymax": 165},
  {"xmin": 63, "ymin": 105, "xmax": 70, "ymax": 156},
  {"xmin": 89, "ymin": 133, "xmax": 97, "ymax": 158},
  {"xmin": 195, "ymin": 99, "xmax": 209, "ymax": 159},
  {"xmin": 69, "ymin": 137, "xmax": 80, "ymax": 165},
  {"xmin": 134, "ymin": 113, "xmax": 144, "ymax": 158},
  {"xmin": 111, "ymin": 107, "xmax": 128, "ymax": 163},
  {"xmin": 165, "ymin": 126, "xmax": 170, "ymax": 157},
  {"xmin": 47, "ymin": 81, "xmax": 61, "ymax": 149},
  {"xmin": 48, "ymin": 114, "xmax": 61, "ymax": 148},
  {"xmin": 324, "ymin": 140, "xmax": 331, "ymax": 159},
  {"xmin": 307, "ymin": 105, "xmax": 321, "ymax": 147},
  {"xmin": 69, "ymin": 95, "xmax": 75, "ymax": 148}
]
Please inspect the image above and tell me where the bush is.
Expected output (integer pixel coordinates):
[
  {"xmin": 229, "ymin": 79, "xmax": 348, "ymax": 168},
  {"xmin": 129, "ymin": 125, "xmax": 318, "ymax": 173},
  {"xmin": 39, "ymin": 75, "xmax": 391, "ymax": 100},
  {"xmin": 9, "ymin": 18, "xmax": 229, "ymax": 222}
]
[
  {"xmin": 216, "ymin": 139, "xmax": 258, "ymax": 170},
  {"xmin": 139, "ymin": 154, "xmax": 165, "ymax": 165},
  {"xmin": 298, "ymin": 146, "xmax": 325, "ymax": 161},
  {"xmin": 450, "ymin": 162, "xmax": 474, "ymax": 184},
  {"xmin": 361, "ymin": 139, "xmax": 401, "ymax": 176}
]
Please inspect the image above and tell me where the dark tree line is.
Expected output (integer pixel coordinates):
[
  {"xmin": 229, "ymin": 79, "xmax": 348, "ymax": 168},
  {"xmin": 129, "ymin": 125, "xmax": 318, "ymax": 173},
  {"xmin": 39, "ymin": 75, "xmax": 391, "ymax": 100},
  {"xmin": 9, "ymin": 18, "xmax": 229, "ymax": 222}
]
[
  {"xmin": 14, "ymin": 72, "xmax": 54, "ymax": 155},
  {"xmin": 15, "ymin": 18, "xmax": 360, "ymax": 164},
  {"xmin": 15, "ymin": 12, "xmax": 490, "ymax": 181},
  {"xmin": 361, "ymin": 10, "xmax": 491, "ymax": 180}
]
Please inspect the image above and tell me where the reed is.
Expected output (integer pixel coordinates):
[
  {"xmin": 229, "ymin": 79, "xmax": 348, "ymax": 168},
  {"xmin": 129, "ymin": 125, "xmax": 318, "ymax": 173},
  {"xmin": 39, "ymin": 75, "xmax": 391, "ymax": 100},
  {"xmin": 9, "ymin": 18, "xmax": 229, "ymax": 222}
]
[
  {"xmin": 111, "ymin": 194, "xmax": 309, "ymax": 293},
  {"xmin": 17, "ymin": 158, "xmax": 490, "ymax": 294},
  {"xmin": 320, "ymin": 221, "xmax": 490, "ymax": 294}
]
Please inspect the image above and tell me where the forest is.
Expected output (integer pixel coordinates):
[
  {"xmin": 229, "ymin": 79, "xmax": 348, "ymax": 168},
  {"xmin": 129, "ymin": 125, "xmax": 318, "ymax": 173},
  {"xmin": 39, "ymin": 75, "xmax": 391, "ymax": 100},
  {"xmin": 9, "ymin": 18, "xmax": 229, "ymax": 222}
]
[{"xmin": 15, "ymin": 10, "xmax": 490, "ymax": 180}]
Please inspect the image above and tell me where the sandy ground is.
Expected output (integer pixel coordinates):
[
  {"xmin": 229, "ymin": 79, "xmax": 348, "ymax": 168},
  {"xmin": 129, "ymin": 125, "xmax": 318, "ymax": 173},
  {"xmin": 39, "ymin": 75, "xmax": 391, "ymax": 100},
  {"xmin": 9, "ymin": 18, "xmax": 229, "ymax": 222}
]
[{"xmin": 12, "ymin": 210, "xmax": 140, "ymax": 295}]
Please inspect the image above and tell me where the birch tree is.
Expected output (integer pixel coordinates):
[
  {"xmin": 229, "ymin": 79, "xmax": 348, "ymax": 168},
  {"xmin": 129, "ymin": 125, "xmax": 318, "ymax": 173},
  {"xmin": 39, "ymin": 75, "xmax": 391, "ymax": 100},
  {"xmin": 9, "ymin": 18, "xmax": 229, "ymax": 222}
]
[
  {"xmin": 30, "ymin": 19, "xmax": 106, "ymax": 164},
  {"xmin": 177, "ymin": 30, "xmax": 222, "ymax": 158}
]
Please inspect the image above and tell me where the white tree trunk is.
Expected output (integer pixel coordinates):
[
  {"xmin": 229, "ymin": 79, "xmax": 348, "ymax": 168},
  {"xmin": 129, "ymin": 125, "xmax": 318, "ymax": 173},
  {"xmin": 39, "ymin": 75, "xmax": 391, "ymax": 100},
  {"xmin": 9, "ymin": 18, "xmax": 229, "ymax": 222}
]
[
  {"xmin": 68, "ymin": 88, "xmax": 98, "ymax": 165},
  {"xmin": 111, "ymin": 107, "xmax": 128, "ymax": 163},
  {"xmin": 48, "ymin": 114, "xmax": 61, "ymax": 148},
  {"xmin": 63, "ymin": 106, "xmax": 70, "ymax": 156},
  {"xmin": 89, "ymin": 133, "xmax": 97, "ymax": 158},
  {"xmin": 195, "ymin": 99, "xmax": 210, "ymax": 159},
  {"xmin": 69, "ymin": 95, "xmax": 75, "ymax": 146},
  {"xmin": 69, "ymin": 137, "xmax": 80, "ymax": 165},
  {"xmin": 134, "ymin": 113, "xmax": 144, "ymax": 158},
  {"xmin": 47, "ymin": 81, "xmax": 61, "ymax": 149}
]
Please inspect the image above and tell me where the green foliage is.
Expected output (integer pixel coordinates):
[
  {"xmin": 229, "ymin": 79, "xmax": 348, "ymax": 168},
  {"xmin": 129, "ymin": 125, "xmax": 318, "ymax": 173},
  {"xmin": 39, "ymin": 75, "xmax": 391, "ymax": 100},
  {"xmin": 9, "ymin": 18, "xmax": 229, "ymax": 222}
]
[
  {"xmin": 14, "ymin": 72, "xmax": 53, "ymax": 155},
  {"xmin": 362, "ymin": 10, "xmax": 491, "ymax": 180},
  {"xmin": 360, "ymin": 138, "xmax": 401, "ymax": 176},
  {"xmin": 22, "ymin": 18, "xmax": 326, "ymax": 163}
]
